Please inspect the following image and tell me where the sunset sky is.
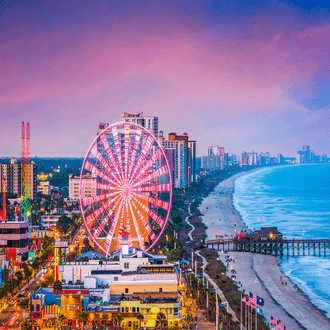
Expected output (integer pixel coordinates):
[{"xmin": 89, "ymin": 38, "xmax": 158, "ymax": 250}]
[{"xmin": 1, "ymin": 0, "xmax": 329, "ymax": 157}]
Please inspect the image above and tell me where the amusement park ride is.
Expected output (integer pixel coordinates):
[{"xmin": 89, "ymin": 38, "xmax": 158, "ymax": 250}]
[
  {"xmin": 79, "ymin": 122, "xmax": 173, "ymax": 257},
  {"xmin": 21, "ymin": 121, "xmax": 32, "ymax": 219}
]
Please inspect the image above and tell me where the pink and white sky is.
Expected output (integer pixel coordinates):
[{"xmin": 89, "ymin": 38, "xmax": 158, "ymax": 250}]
[{"xmin": 1, "ymin": 0, "xmax": 329, "ymax": 157}]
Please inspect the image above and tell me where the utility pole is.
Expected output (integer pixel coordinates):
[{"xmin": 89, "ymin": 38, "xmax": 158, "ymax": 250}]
[{"xmin": 216, "ymin": 293, "xmax": 219, "ymax": 330}]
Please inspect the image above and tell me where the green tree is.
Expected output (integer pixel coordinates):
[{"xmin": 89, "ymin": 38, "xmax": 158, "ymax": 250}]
[
  {"xmin": 81, "ymin": 237, "xmax": 94, "ymax": 253},
  {"xmin": 21, "ymin": 320, "xmax": 33, "ymax": 330},
  {"xmin": 79, "ymin": 310, "xmax": 89, "ymax": 329},
  {"xmin": 53, "ymin": 280, "xmax": 63, "ymax": 293},
  {"xmin": 116, "ymin": 314, "xmax": 123, "ymax": 329},
  {"xmin": 58, "ymin": 314, "xmax": 66, "ymax": 330},
  {"xmin": 137, "ymin": 314, "xmax": 144, "ymax": 329},
  {"xmin": 18, "ymin": 298, "xmax": 29, "ymax": 309},
  {"xmin": 101, "ymin": 313, "xmax": 109, "ymax": 329},
  {"xmin": 15, "ymin": 270, "xmax": 24, "ymax": 282},
  {"xmin": 156, "ymin": 312, "xmax": 166, "ymax": 329}
]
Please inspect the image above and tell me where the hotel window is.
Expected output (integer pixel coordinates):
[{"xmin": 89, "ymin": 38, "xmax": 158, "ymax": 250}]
[
  {"xmin": 36, "ymin": 304, "xmax": 40, "ymax": 312},
  {"xmin": 159, "ymin": 288, "xmax": 163, "ymax": 293},
  {"xmin": 31, "ymin": 305, "xmax": 34, "ymax": 312},
  {"xmin": 122, "ymin": 307, "xmax": 124, "ymax": 313},
  {"xmin": 125, "ymin": 307, "xmax": 129, "ymax": 312},
  {"xmin": 132, "ymin": 307, "xmax": 136, "ymax": 313},
  {"xmin": 137, "ymin": 307, "xmax": 140, "ymax": 312},
  {"xmin": 124, "ymin": 262, "xmax": 129, "ymax": 269},
  {"xmin": 125, "ymin": 288, "xmax": 129, "ymax": 294},
  {"xmin": 114, "ymin": 276, "xmax": 118, "ymax": 281}
]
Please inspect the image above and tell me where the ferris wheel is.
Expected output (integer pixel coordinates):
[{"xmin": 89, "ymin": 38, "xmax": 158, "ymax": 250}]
[{"xmin": 79, "ymin": 122, "xmax": 172, "ymax": 256}]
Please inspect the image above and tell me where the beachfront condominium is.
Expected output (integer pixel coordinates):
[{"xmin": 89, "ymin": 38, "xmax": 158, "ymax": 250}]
[
  {"xmin": 121, "ymin": 111, "xmax": 159, "ymax": 140},
  {"xmin": 160, "ymin": 131, "xmax": 190, "ymax": 188},
  {"xmin": 188, "ymin": 141, "xmax": 196, "ymax": 183},
  {"xmin": 202, "ymin": 145, "xmax": 225, "ymax": 169}
]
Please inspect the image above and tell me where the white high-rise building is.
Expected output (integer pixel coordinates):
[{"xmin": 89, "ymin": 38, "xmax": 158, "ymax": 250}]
[
  {"xmin": 159, "ymin": 132, "xmax": 188, "ymax": 189},
  {"xmin": 121, "ymin": 112, "xmax": 159, "ymax": 140}
]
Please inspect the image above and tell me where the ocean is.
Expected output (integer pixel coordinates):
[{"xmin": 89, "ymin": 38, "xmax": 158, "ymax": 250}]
[{"xmin": 233, "ymin": 164, "xmax": 330, "ymax": 317}]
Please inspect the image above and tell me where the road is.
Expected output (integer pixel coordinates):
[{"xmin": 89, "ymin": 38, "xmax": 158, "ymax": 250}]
[{"xmin": 0, "ymin": 263, "xmax": 52, "ymax": 329}]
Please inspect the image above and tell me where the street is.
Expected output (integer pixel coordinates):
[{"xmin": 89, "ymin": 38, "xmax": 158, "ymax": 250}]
[{"xmin": 0, "ymin": 266, "xmax": 46, "ymax": 329}]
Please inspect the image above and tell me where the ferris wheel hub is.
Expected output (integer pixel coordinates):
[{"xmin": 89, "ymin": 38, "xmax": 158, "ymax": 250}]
[{"xmin": 122, "ymin": 184, "xmax": 130, "ymax": 196}]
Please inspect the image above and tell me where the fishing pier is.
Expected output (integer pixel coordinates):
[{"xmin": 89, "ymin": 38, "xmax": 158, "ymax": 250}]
[{"xmin": 204, "ymin": 227, "xmax": 330, "ymax": 257}]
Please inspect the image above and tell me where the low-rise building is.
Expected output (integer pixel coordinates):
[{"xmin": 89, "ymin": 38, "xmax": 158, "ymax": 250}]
[
  {"xmin": 40, "ymin": 214, "xmax": 61, "ymax": 229},
  {"xmin": 69, "ymin": 175, "xmax": 97, "ymax": 200},
  {"xmin": 0, "ymin": 220, "xmax": 29, "ymax": 260},
  {"xmin": 37, "ymin": 181, "xmax": 50, "ymax": 195},
  {"xmin": 29, "ymin": 249, "xmax": 183, "ymax": 328}
]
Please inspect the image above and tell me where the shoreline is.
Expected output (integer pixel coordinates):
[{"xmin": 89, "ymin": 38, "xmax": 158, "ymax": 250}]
[{"xmin": 199, "ymin": 168, "xmax": 330, "ymax": 330}]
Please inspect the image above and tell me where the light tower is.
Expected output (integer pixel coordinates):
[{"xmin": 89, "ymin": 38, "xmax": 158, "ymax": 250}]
[{"xmin": 21, "ymin": 122, "xmax": 31, "ymax": 217}]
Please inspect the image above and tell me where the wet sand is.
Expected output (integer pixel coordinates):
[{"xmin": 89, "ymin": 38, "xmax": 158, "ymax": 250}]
[{"xmin": 199, "ymin": 171, "xmax": 330, "ymax": 330}]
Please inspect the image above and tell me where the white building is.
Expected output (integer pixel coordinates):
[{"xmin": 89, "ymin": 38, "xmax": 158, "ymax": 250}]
[
  {"xmin": 37, "ymin": 181, "xmax": 50, "ymax": 195},
  {"xmin": 69, "ymin": 175, "xmax": 97, "ymax": 200},
  {"xmin": 121, "ymin": 112, "xmax": 159, "ymax": 139},
  {"xmin": 59, "ymin": 250, "xmax": 169, "ymax": 287},
  {"xmin": 40, "ymin": 214, "xmax": 61, "ymax": 229}
]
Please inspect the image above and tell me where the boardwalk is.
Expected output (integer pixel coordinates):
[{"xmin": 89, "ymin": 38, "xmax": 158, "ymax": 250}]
[{"xmin": 205, "ymin": 238, "xmax": 330, "ymax": 256}]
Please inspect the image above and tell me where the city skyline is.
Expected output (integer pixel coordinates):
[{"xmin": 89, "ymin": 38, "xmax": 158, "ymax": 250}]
[{"xmin": 1, "ymin": 0, "xmax": 330, "ymax": 157}]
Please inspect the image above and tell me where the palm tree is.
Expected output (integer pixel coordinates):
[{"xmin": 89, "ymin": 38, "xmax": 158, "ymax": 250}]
[
  {"xmin": 21, "ymin": 320, "xmax": 33, "ymax": 330},
  {"xmin": 116, "ymin": 314, "xmax": 123, "ymax": 329},
  {"xmin": 53, "ymin": 280, "xmax": 63, "ymax": 293},
  {"xmin": 156, "ymin": 312, "xmax": 166, "ymax": 329},
  {"xmin": 137, "ymin": 314, "xmax": 144, "ymax": 329},
  {"xmin": 58, "ymin": 314, "xmax": 66, "ymax": 330},
  {"xmin": 101, "ymin": 313, "xmax": 109, "ymax": 329},
  {"xmin": 79, "ymin": 310, "xmax": 89, "ymax": 329}
]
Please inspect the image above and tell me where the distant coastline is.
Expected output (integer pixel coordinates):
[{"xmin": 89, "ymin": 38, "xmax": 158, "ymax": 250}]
[{"xmin": 199, "ymin": 166, "xmax": 330, "ymax": 330}]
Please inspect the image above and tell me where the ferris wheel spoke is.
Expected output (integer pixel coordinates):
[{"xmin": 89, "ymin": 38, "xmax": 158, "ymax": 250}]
[
  {"xmin": 99, "ymin": 134, "xmax": 123, "ymax": 182},
  {"xmin": 131, "ymin": 165, "xmax": 169, "ymax": 188},
  {"xmin": 134, "ymin": 183, "xmax": 171, "ymax": 192},
  {"xmin": 84, "ymin": 161, "xmax": 121, "ymax": 188},
  {"xmin": 129, "ymin": 147, "xmax": 163, "ymax": 186},
  {"xmin": 92, "ymin": 196, "xmax": 120, "ymax": 240},
  {"xmin": 82, "ymin": 191, "xmax": 117, "ymax": 207},
  {"xmin": 85, "ymin": 198, "xmax": 113, "ymax": 226},
  {"xmin": 129, "ymin": 197, "xmax": 156, "ymax": 241},
  {"xmin": 129, "ymin": 135, "xmax": 154, "ymax": 181},
  {"xmin": 116, "ymin": 206, "xmax": 125, "ymax": 251},
  {"xmin": 104, "ymin": 196, "xmax": 125, "ymax": 255},
  {"xmin": 127, "ymin": 128, "xmax": 142, "ymax": 179},
  {"xmin": 130, "ymin": 191, "xmax": 170, "ymax": 211},
  {"xmin": 125, "ymin": 200, "xmax": 132, "ymax": 241},
  {"xmin": 90, "ymin": 145, "xmax": 121, "ymax": 184},
  {"xmin": 127, "ymin": 199, "xmax": 145, "ymax": 250},
  {"xmin": 131, "ymin": 195, "xmax": 165, "ymax": 228},
  {"xmin": 111, "ymin": 126, "xmax": 124, "ymax": 180},
  {"xmin": 96, "ymin": 182, "xmax": 119, "ymax": 191}
]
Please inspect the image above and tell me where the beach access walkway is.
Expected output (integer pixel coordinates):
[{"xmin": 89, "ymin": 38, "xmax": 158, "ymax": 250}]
[
  {"xmin": 195, "ymin": 251, "xmax": 246, "ymax": 330},
  {"xmin": 185, "ymin": 200, "xmax": 195, "ymax": 241}
]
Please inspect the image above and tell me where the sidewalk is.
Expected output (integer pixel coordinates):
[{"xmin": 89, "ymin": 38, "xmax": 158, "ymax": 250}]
[{"xmin": 186, "ymin": 297, "xmax": 215, "ymax": 330}]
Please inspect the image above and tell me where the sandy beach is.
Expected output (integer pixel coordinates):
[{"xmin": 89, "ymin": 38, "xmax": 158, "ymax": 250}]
[{"xmin": 199, "ymin": 170, "xmax": 330, "ymax": 330}]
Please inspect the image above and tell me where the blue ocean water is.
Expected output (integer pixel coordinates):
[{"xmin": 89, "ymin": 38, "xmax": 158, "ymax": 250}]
[{"xmin": 233, "ymin": 164, "xmax": 330, "ymax": 316}]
